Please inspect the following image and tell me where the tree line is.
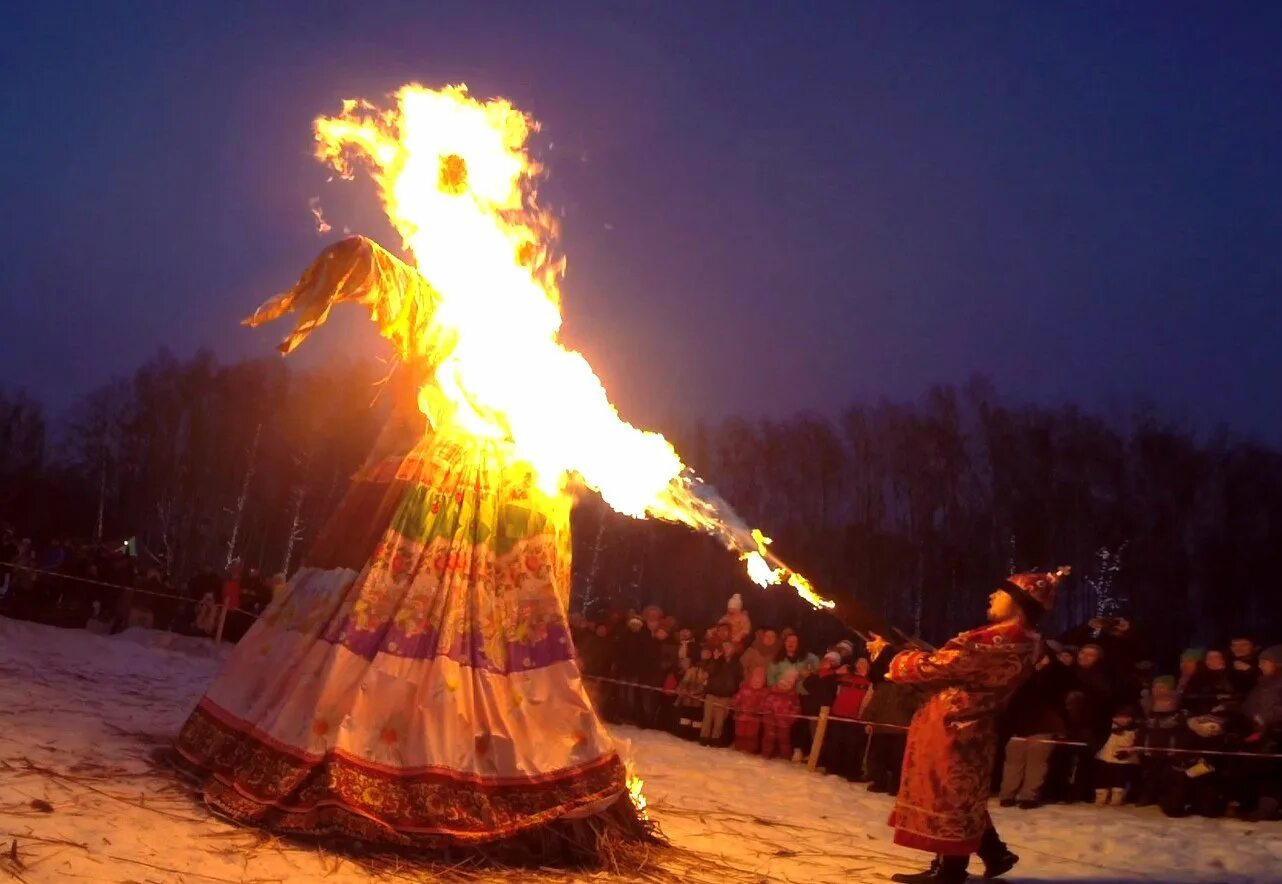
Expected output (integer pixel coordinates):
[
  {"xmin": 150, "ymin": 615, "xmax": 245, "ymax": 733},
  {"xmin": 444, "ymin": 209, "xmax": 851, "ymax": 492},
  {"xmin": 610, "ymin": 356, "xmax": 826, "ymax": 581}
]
[{"xmin": 2, "ymin": 354, "xmax": 1279, "ymax": 661}]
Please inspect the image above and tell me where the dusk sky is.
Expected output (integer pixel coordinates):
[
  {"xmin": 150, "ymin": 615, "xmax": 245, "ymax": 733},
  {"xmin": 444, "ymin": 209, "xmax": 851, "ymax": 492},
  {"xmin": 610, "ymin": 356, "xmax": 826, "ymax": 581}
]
[{"xmin": 3, "ymin": 3, "xmax": 1280, "ymax": 439}]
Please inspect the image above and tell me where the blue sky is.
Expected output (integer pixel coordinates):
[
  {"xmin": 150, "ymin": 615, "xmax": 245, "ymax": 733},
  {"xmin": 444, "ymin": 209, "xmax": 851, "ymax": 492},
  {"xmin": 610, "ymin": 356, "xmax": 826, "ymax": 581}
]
[{"xmin": 2, "ymin": 2, "xmax": 1279, "ymax": 438}]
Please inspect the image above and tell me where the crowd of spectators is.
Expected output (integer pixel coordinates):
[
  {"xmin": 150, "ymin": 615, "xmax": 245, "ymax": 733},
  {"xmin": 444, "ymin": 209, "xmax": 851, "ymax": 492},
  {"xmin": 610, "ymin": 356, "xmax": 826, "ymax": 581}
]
[
  {"xmin": 0, "ymin": 526, "xmax": 280, "ymax": 638},
  {"xmin": 4, "ymin": 526, "xmax": 1280, "ymax": 823},
  {"xmin": 574, "ymin": 598, "xmax": 1282, "ymax": 823}
]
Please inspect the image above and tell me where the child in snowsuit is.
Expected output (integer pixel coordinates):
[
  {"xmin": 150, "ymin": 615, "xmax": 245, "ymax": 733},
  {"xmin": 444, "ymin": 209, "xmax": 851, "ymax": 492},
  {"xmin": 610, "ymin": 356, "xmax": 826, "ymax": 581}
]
[
  {"xmin": 734, "ymin": 666, "xmax": 769, "ymax": 754},
  {"xmin": 1093, "ymin": 706, "xmax": 1140, "ymax": 805}
]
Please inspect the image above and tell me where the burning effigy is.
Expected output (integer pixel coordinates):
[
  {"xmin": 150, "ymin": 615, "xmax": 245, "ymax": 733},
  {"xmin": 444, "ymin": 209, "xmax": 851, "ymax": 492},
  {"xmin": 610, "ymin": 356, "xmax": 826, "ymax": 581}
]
[{"xmin": 172, "ymin": 84, "xmax": 836, "ymax": 864}]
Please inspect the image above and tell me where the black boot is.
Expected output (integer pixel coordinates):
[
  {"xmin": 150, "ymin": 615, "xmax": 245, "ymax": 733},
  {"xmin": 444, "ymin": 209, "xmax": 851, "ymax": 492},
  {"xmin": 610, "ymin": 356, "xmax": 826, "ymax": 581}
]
[
  {"xmin": 980, "ymin": 849, "xmax": 1018, "ymax": 878},
  {"xmin": 890, "ymin": 856, "xmax": 970, "ymax": 883},
  {"xmin": 977, "ymin": 825, "xmax": 1018, "ymax": 879},
  {"xmin": 890, "ymin": 857, "xmax": 940, "ymax": 882}
]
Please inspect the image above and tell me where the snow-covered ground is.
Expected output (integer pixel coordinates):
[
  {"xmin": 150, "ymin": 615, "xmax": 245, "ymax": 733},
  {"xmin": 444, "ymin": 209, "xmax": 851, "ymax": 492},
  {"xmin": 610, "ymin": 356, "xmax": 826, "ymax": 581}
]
[{"xmin": 2, "ymin": 616, "xmax": 1280, "ymax": 883}]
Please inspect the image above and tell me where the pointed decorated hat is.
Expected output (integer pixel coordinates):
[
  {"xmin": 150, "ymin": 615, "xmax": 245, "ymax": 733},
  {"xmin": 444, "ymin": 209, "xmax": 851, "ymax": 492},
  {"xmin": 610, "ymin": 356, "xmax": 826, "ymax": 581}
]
[{"xmin": 1003, "ymin": 566, "xmax": 1071, "ymax": 620}]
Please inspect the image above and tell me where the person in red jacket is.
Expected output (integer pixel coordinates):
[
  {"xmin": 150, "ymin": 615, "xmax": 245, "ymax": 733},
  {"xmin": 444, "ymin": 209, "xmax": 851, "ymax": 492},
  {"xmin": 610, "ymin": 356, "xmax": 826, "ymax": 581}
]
[
  {"xmin": 823, "ymin": 656, "xmax": 872, "ymax": 779},
  {"xmin": 872, "ymin": 567, "xmax": 1069, "ymax": 884}
]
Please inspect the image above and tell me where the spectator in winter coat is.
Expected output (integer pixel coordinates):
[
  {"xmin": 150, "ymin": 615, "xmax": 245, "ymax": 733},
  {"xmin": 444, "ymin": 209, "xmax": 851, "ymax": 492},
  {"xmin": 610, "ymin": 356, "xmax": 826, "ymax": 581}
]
[
  {"xmin": 1047, "ymin": 688, "xmax": 1099, "ymax": 803},
  {"xmin": 1240, "ymin": 646, "xmax": 1282, "ymax": 821},
  {"xmin": 1054, "ymin": 645, "xmax": 1078, "ymax": 669},
  {"xmin": 763, "ymin": 634, "xmax": 818, "ymax": 761},
  {"xmin": 861, "ymin": 677, "xmax": 918, "ymax": 794},
  {"xmin": 831, "ymin": 657, "xmax": 872, "ymax": 719},
  {"xmin": 675, "ymin": 626, "xmax": 699, "ymax": 670},
  {"xmin": 1158, "ymin": 712, "xmax": 1233, "ymax": 818},
  {"xmin": 823, "ymin": 657, "xmax": 872, "ymax": 780},
  {"xmin": 1176, "ymin": 648, "xmax": 1205, "ymax": 697},
  {"xmin": 999, "ymin": 653, "xmax": 1071, "ymax": 808},
  {"xmin": 641, "ymin": 605, "xmax": 663, "ymax": 636},
  {"xmin": 1093, "ymin": 706, "xmax": 1141, "ymax": 805},
  {"xmin": 656, "ymin": 628, "xmax": 681, "ymax": 681},
  {"xmin": 614, "ymin": 616, "xmax": 661, "ymax": 726},
  {"xmin": 1073, "ymin": 644, "xmax": 1116, "ymax": 743},
  {"xmin": 194, "ymin": 592, "xmax": 219, "ymax": 636},
  {"xmin": 1229, "ymin": 635, "xmax": 1261, "ymax": 695},
  {"xmin": 700, "ymin": 642, "xmax": 744, "ymax": 745},
  {"xmin": 675, "ymin": 649, "xmax": 710, "ymax": 740},
  {"xmin": 1062, "ymin": 616, "xmax": 1146, "ymax": 676},
  {"xmin": 1134, "ymin": 677, "xmax": 1186, "ymax": 807},
  {"xmin": 713, "ymin": 622, "xmax": 733, "ymax": 647},
  {"xmin": 577, "ymin": 624, "xmax": 615, "ymax": 713},
  {"xmin": 733, "ymin": 666, "xmax": 770, "ymax": 754},
  {"xmin": 740, "ymin": 628, "xmax": 780, "ymax": 676},
  {"xmin": 1182, "ymin": 649, "xmax": 1238, "ymax": 715},
  {"xmin": 577, "ymin": 624, "xmax": 614, "ymax": 677},
  {"xmin": 833, "ymin": 639, "xmax": 857, "ymax": 663},
  {"xmin": 1243, "ymin": 645, "xmax": 1282, "ymax": 733},
  {"xmin": 801, "ymin": 651, "xmax": 843, "ymax": 760}
]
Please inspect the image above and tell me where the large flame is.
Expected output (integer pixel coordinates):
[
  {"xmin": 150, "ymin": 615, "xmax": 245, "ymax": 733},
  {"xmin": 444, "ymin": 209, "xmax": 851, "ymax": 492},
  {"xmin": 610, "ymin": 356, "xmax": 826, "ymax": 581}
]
[{"xmin": 313, "ymin": 84, "xmax": 833, "ymax": 611}]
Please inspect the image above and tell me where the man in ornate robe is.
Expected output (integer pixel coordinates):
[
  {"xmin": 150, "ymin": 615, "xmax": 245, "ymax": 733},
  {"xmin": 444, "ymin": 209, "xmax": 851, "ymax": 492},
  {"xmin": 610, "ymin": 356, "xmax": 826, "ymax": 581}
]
[{"xmin": 870, "ymin": 569, "xmax": 1068, "ymax": 884}]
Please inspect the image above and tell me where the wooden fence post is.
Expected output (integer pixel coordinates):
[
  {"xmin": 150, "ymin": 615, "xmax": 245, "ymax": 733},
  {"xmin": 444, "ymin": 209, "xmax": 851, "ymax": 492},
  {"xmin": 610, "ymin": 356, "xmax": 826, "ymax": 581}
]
[
  {"xmin": 214, "ymin": 604, "xmax": 228, "ymax": 644},
  {"xmin": 808, "ymin": 705, "xmax": 831, "ymax": 771}
]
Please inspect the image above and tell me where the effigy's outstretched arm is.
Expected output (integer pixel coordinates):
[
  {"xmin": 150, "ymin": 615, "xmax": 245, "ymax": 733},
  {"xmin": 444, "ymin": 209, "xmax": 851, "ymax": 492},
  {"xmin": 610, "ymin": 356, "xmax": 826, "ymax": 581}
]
[{"xmin": 243, "ymin": 235, "xmax": 450, "ymax": 364}]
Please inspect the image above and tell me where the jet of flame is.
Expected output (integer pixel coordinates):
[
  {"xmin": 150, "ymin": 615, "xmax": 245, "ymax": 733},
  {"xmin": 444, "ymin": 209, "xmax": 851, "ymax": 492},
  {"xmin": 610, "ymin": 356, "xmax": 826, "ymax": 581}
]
[{"xmin": 311, "ymin": 84, "xmax": 833, "ymax": 611}]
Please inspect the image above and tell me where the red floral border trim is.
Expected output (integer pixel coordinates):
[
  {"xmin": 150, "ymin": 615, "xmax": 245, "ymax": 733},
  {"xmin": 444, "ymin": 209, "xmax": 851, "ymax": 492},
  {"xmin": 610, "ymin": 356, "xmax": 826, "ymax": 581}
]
[{"xmin": 176, "ymin": 703, "xmax": 626, "ymax": 846}]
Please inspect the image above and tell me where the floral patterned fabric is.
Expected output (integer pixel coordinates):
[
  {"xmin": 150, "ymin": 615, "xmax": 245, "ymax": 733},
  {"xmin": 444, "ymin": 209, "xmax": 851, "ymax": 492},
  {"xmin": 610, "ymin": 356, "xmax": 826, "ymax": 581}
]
[
  {"xmin": 175, "ymin": 426, "xmax": 628, "ymax": 846},
  {"xmin": 885, "ymin": 620, "xmax": 1038, "ymax": 855}
]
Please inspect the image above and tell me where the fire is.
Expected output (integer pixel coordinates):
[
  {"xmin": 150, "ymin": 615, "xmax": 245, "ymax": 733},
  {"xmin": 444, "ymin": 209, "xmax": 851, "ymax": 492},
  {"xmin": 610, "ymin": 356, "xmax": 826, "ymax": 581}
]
[
  {"xmin": 311, "ymin": 84, "xmax": 834, "ymax": 611},
  {"xmin": 625, "ymin": 762, "xmax": 649, "ymax": 820}
]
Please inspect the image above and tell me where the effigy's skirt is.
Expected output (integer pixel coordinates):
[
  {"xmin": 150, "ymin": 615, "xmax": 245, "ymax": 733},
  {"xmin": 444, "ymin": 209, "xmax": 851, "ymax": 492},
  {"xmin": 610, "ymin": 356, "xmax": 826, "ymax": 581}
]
[{"xmin": 174, "ymin": 430, "xmax": 646, "ymax": 857}]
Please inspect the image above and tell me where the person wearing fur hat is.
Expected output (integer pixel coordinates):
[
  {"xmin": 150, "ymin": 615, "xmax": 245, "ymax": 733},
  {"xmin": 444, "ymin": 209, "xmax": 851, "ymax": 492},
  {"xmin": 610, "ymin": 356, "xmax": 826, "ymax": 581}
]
[
  {"xmin": 875, "ymin": 567, "xmax": 1069, "ymax": 884},
  {"xmin": 718, "ymin": 593, "xmax": 753, "ymax": 644}
]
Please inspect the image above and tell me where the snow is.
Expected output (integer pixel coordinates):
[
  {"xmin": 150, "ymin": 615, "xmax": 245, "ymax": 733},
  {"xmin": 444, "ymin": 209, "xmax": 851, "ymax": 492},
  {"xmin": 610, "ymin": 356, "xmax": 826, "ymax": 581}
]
[{"xmin": 2, "ymin": 615, "xmax": 1280, "ymax": 883}]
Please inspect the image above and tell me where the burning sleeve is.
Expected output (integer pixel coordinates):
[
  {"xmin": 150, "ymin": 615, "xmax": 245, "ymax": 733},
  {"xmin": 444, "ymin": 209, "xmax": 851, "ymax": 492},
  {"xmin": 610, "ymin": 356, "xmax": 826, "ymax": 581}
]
[{"xmin": 244, "ymin": 235, "xmax": 452, "ymax": 366}]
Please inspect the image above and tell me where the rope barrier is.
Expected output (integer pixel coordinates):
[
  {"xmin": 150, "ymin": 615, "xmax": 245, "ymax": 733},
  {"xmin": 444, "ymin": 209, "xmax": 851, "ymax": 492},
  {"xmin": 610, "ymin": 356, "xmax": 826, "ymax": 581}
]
[{"xmin": 4, "ymin": 563, "xmax": 204, "ymax": 606}]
